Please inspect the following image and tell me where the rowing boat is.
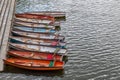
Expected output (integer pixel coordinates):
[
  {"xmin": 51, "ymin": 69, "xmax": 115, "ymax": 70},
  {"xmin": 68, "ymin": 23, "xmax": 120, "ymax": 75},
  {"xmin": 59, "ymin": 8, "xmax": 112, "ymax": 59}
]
[
  {"xmin": 13, "ymin": 26, "xmax": 56, "ymax": 34},
  {"xmin": 15, "ymin": 13, "xmax": 55, "ymax": 24},
  {"xmin": 4, "ymin": 58, "xmax": 64, "ymax": 70},
  {"xmin": 18, "ymin": 11, "xmax": 65, "ymax": 19},
  {"xmin": 8, "ymin": 50, "xmax": 64, "ymax": 61},
  {"xmin": 12, "ymin": 30, "xmax": 65, "ymax": 41},
  {"xmin": 9, "ymin": 43, "xmax": 67, "ymax": 55},
  {"xmin": 15, "ymin": 13, "xmax": 55, "ymax": 22},
  {"xmin": 10, "ymin": 36, "xmax": 66, "ymax": 48},
  {"xmin": 14, "ymin": 17, "xmax": 53, "ymax": 24},
  {"xmin": 14, "ymin": 21, "xmax": 60, "ymax": 29}
]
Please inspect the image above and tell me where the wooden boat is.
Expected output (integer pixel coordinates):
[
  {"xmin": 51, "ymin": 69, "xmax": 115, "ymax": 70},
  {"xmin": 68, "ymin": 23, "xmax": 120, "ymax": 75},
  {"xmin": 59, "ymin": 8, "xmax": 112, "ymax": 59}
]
[
  {"xmin": 4, "ymin": 58, "xmax": 64, "ymax": 70},
  {"xmin": 15, "ymin": 13, "xmax": 55, "ymax": 24},
  {"xmin": 10, "ymin": 36, "xmax": 66, "ymax": 48},
  {"xmin": 13, "ymin": 26, "xmax": 56, "ymax": 34},
  {"xmin": 12, "ymin": 30, "xmax": 65, "ymax": 41},
  {"xmin": 14, "ymin": 21, "xmax": 60, "ymax": 29},
  {"xmin": 9, "ymin": 43, "xmax": 67, "ymax": 55},
  {"xmin": 15, "ymin": 13, "xmax": 55, "ymax": 22},
  {"xmin": 8, "ymin": 50, "xmax": 64, "ymax": 61},
  {"xmin": 14, "ymin": 17, "xmax": 52, "ymax": 24},
  {"xmin": 15, "ymin": 13, "xmax": 55, "ymax": 21},
  {"xmin": 24, "ymin": 11, "xmax": 66, "ymax": 18}
]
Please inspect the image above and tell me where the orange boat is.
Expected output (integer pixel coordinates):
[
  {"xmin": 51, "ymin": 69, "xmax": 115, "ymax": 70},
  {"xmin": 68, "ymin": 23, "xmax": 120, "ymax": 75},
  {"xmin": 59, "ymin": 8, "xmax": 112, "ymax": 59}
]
[
  {"xmin": 8, "ymin": 50, "xmax": 64, "ymax": 61},
  {"xmin": 4, "ymin": 58, "xmax": 64, "ymax": 70},
  {"xmin": 15, "ymin": 13, "xmax": 55, "ymax": 24}
]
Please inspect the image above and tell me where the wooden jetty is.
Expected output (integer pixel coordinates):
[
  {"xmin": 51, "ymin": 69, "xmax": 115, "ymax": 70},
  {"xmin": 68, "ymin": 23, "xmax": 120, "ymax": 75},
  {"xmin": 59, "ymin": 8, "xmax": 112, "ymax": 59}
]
[{"xmin": 0, "ymin": 0, "xmax": 16, "ymax": 71}]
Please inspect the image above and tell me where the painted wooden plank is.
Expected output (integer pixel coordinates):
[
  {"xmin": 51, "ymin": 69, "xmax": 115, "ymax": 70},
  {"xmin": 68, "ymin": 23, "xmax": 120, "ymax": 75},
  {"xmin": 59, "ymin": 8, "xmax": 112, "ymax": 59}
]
[
  {"xmin": 1, "ymin": 0, "xmax": 15, "ymax": 55},
  {"xmin": 0, "ymin": 0, "xmax": 8, "ymax": 29},
  {"xmin": 0, "ymin": 0, "xmax": 5, "ymax": 15},
  {"xmin": 0, "ymin": 0, "xmax": 5, "ymax": 16},
  {"xmin": 0, "ymin": 0, "xmax": 4, "ymax": 6},
  {"xmin": 0, "ymin": 0, "xmax": 2, "ymax": 3},
  {"xmin": 0, "ymin": 0, "xmax": 10, "ymax": 45},
  {"xmin": 0, "ymin": 0, "xmax": 10, "ymax": 71},
  {"xmin": 0, "ymin": 0, "xmax": 16, "ymax": 71}
]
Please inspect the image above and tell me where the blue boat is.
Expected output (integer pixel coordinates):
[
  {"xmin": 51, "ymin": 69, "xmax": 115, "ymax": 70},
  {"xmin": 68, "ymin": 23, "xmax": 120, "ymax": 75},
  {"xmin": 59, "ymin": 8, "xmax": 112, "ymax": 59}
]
[
  {"xmin": 13, "ymin": 26, "xmax": 56, "ymax": 34},
  {"xmin": 9, "ymin": 36, "xmax": 66, "ymax": 49}
]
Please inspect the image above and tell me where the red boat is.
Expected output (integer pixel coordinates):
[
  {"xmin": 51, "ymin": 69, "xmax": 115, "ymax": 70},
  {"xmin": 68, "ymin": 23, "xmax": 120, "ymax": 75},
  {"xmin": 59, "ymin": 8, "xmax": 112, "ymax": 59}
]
[
  {"xmin": 15, "ymin": 13, "xmax": 54, "ymax": 21},
  {"xmin": 23, "ymin": 11, "xmax": 66, "ymax": 21},
  {"xmin": 24, "ymin": 11, "xmax": 66, "ymax": 18},
  {"xmin": 8, "ymin": 50, "xmax": 64, "ymax": 61},
  {"xmin": 15, "ymin": 13, "xmax": 55, "ymax": 24},
  {"xmin": 4, "ymin": 58, "xmax": 64, "ymax": 70}
]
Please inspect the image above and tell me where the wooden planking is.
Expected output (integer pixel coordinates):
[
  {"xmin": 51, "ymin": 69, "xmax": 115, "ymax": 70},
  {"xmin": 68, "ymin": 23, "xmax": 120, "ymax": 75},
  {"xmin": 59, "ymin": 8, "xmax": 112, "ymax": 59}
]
[
  {"xmin": 0, "ymin": 0, "xmax": 16, "ymax": 71},
  {"xmin": 0, "ymin": 0, "xmax": 10, "ymax": 45},
  {"xmin": 0, "ymin": 0, "xmax": 5, "ymax": 15},
  {"xmin": 0, "ymin": 0, "xmax": 8, "ymax": 28},
  {"xmin": 0, "ymin": 0, "xmax": 4, "ymax": 9},
  {"xmin": 0, "ymin": 0, "xmax": 5, "ymax": 14}
]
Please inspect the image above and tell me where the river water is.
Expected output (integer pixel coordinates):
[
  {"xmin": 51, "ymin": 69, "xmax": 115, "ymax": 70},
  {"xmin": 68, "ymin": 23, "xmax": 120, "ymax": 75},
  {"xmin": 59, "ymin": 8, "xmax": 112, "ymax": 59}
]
[{"xmin": 1, "ymin": 0, "xmax": 120, "ymax": 80}]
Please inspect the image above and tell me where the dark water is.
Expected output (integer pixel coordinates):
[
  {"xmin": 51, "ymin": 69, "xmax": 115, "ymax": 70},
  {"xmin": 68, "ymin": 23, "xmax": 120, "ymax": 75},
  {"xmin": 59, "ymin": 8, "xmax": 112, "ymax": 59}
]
[{"xmin": 1, "ymin": 0, "xmax": 120, "ymax": 80}]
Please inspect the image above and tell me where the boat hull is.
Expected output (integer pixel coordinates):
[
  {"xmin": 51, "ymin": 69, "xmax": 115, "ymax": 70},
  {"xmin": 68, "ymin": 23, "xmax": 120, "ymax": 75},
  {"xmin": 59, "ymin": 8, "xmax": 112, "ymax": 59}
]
[
  {"xmin": 15, "ymin": 13, "xmax": 54, "ymax": 22},
  {"xmin": 8, "ymin": 50, "xmax": 64, "ymax": 61},
  {"xmin": 15, "ymin": 17, "xmax": 53, "ymax": 24},
  {"xmin": 16, "ymin": 11, "xmax": 66, "ymax": 20},
  {"xmin": 13, "ymin": 26, "xmax": 56, "ymax": 34},
  {"xmin": 9, "ymin": 43, "xmax": 67, "ymax": 55},
  {"xmin": 4, "ymin": 58, "xmax": 64, "ymax": 70},
  {"xmin": 14, "ymin": 21, "xmax": 58, "ymax": 29},
  {"xmin": 12, "ymin": 30, "xmax": 65, "ymax": 41},
  {"xmin": 10, "ymin": 36, "xmax": 66, "ymax": 48}
]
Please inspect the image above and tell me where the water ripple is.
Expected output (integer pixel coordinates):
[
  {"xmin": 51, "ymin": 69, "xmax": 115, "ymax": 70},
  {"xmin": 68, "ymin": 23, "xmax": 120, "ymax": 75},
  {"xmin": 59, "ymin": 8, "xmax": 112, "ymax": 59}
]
[{"xmin": 1, "ymin": 0, "xmax": 120, "ymax": 80}]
